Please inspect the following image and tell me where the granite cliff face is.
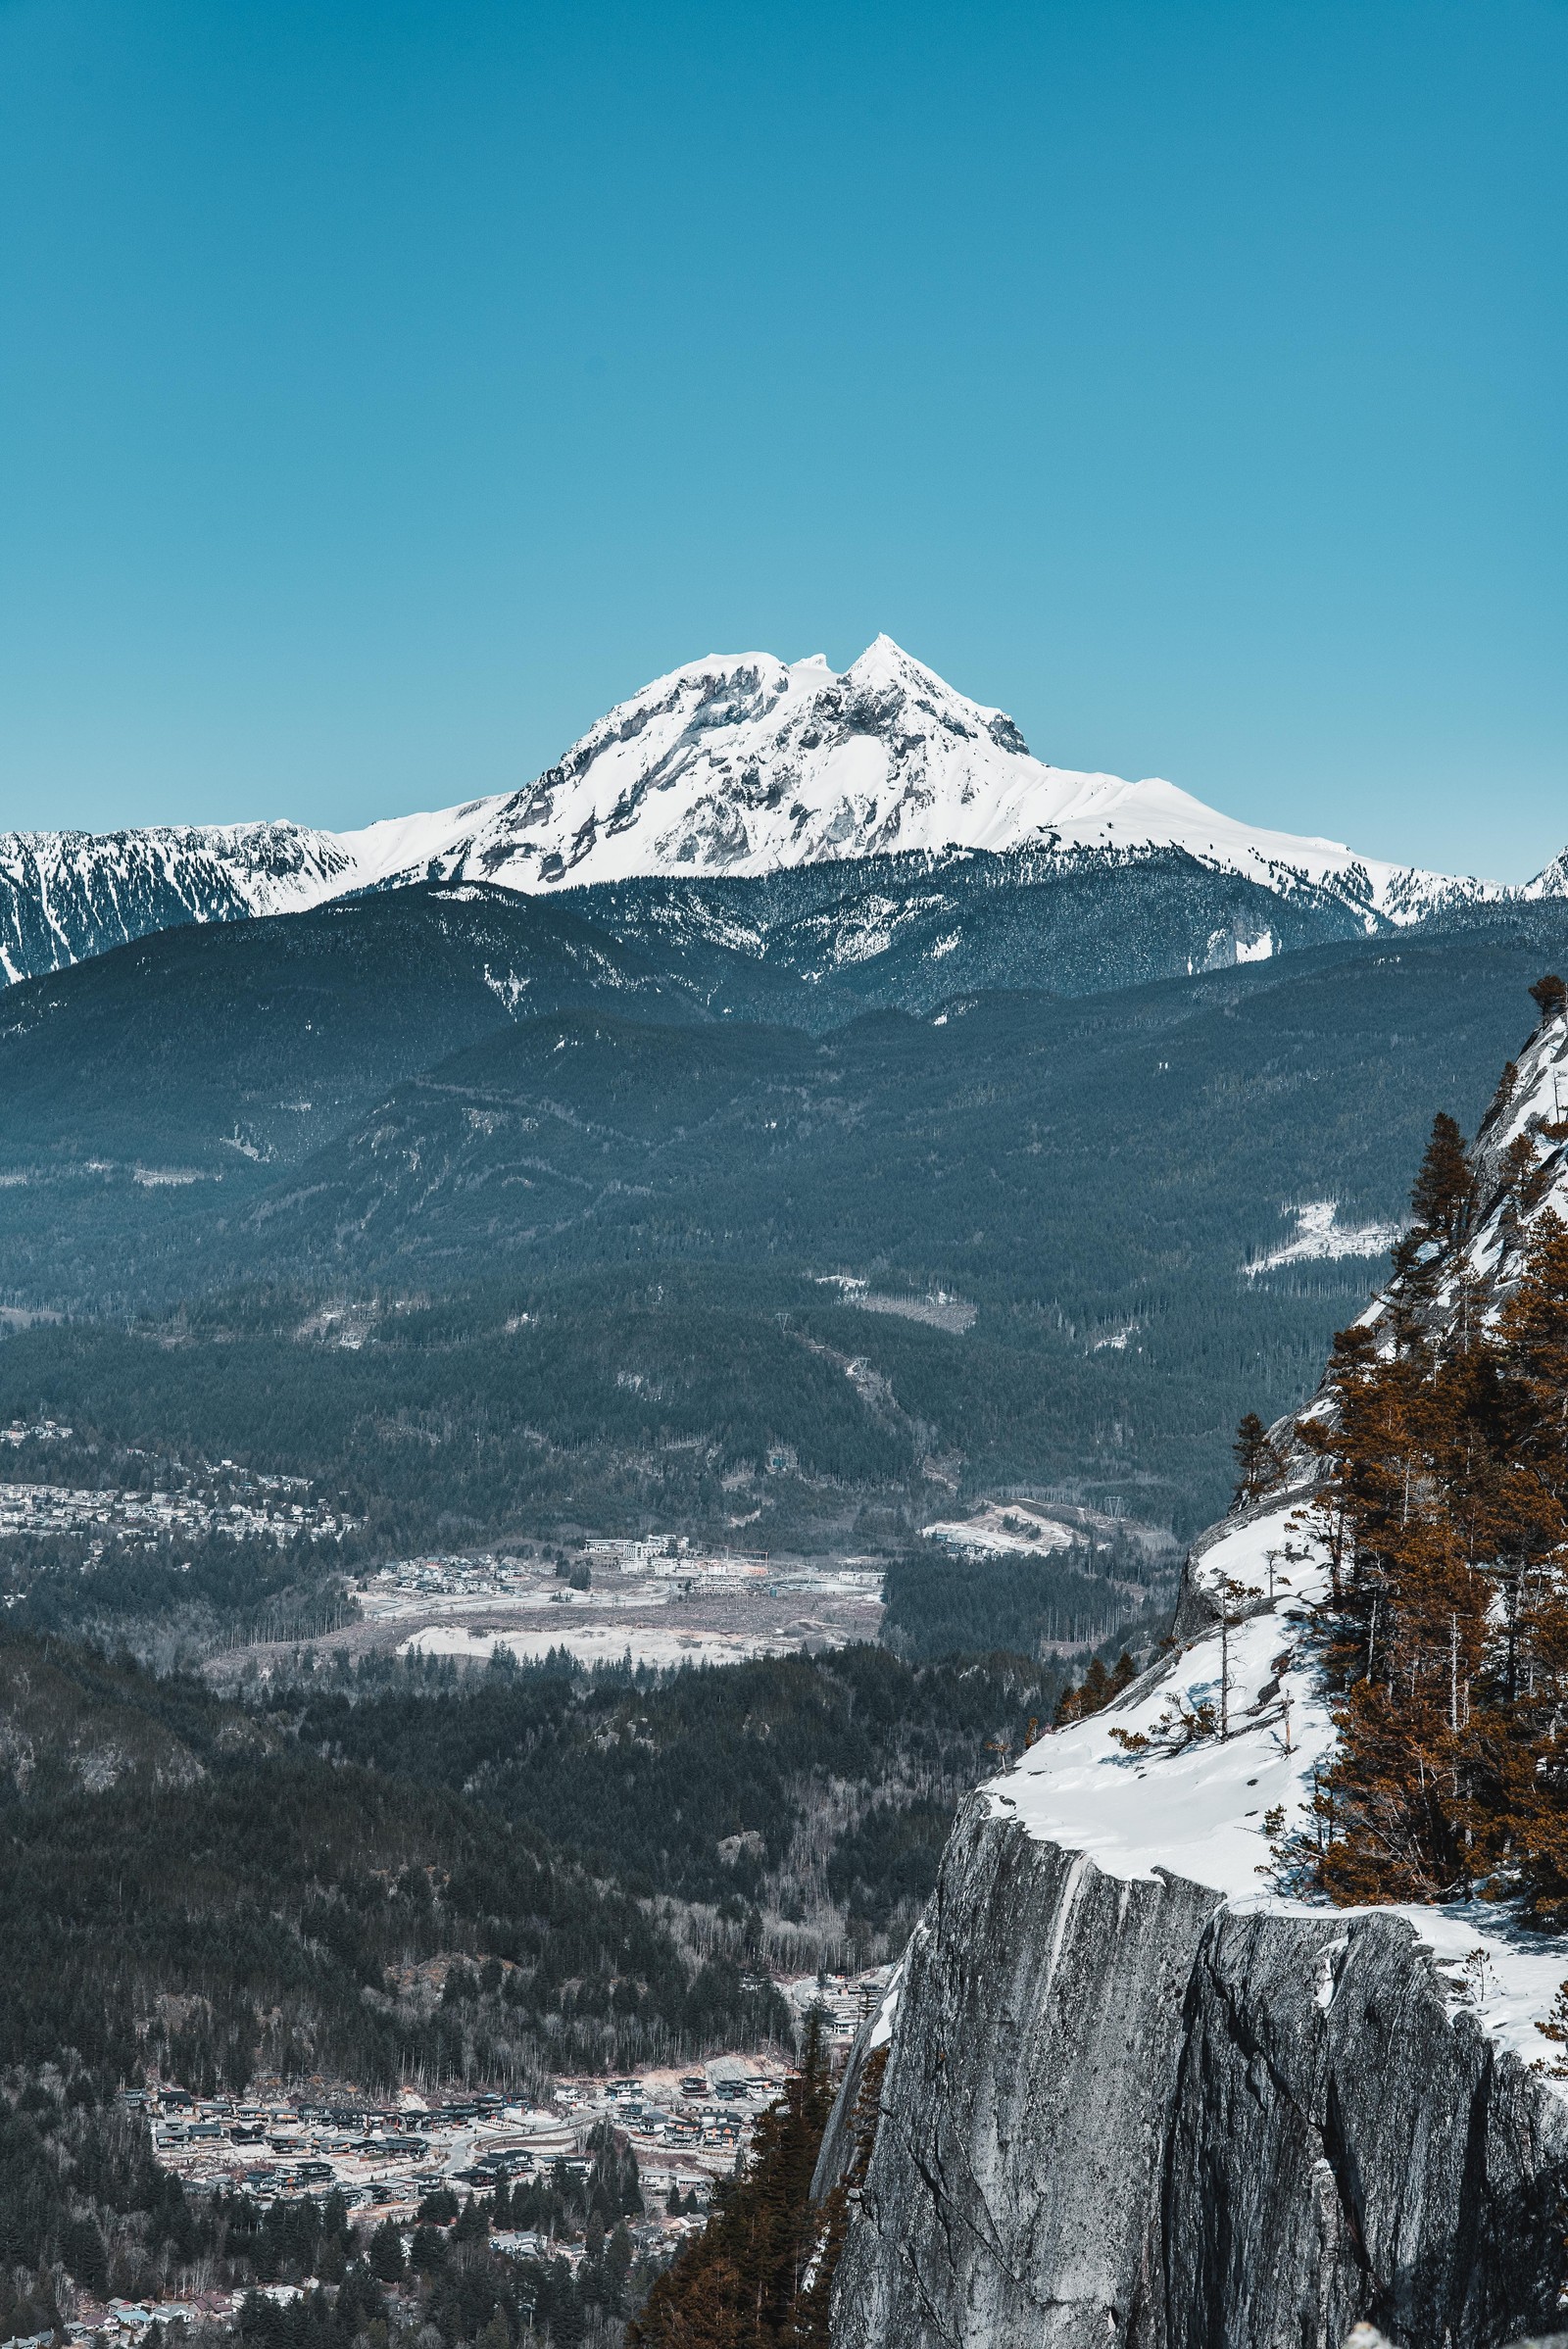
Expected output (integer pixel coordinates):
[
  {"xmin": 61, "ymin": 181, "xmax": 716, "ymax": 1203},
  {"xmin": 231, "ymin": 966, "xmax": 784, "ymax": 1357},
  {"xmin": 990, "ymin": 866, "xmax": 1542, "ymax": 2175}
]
[{"xmin": 825, "ymin": 1774, "xmax": 1568, "ymax": 2348}]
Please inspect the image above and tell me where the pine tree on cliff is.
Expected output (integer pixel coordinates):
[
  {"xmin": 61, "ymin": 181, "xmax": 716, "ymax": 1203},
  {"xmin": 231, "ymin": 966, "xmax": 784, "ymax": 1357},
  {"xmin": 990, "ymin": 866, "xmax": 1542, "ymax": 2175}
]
[
  {"xmin": 1054, "ymin": 1654, "xmax": 1108, "ymax": 1727},
  {"xmin": 629, "ymin": 2011, "xmax": 838, "ymax": 2349},
  {"xmin": 1232, "ymin": 1412, "xmax": 1285, "ymax": 1509},
  {"xmin": 1409, "ymin": 1111, "xmax": 1474, "ymax": 1244},
  {"xmin": 1303, "ymin": 1277, "xmax": 1489, "ymax": 1901},
  {"xmin": 1054, "ymin": 1650, "xmax": 1137, "ymax": 1728},
  {"xmin": 1472, "ymin": 1208, "xmax": 1568, "ymax": 1918},
  {"xmin": 1295, "ymin": 986, "xmax": 1568, "ymax": 1911},
  {"xmin": 790, "ymin": 2045, "xmax": 888, "ymax": 2348}
]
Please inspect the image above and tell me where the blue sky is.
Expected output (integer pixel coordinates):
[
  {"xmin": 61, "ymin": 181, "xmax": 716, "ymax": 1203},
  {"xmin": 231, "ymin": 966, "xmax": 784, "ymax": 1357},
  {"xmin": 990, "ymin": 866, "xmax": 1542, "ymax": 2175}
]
[{"xmin": 0, "ymin": 0, "xmax": 1562, "ymax": 878}]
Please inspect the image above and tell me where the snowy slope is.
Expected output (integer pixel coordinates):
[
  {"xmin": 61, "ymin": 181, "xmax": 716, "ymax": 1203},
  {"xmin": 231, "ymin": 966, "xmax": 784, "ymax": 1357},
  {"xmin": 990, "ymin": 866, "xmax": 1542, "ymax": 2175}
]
[
  {"xmin": 1, "ymin": 637, "xmax": 1546, "ymax": 986},
  {"xmin": 991, "ymin": 1493, "xmax": 1568, "ymax": 2081},
  {"xmin": 989, "ymin": 997, "xmax": 1568, "ymax": 2085},
  {"xmin": 0, "ymin": 823, "xmax": 352, "ymax": 984}
]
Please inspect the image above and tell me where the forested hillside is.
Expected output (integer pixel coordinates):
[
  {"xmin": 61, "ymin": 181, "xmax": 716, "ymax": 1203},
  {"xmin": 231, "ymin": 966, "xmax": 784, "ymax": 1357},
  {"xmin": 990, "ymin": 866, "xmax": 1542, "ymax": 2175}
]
[
  {"xmin": 0, "ymin": 1632, "xmax": 1054, "ymax": 2096},
  {"xmin": 0, "ymin": 1635, "xmax": 785, "ymax": 2100},
  {"xmin": 286, "ymin": 1641, "xmax": 1060, "ymax": 1945},
  {"xmin": 8, "ymin": 912, "xmax": 1568, "ymax": 1557},
  {"xmin": 0, "ymin": 1625, "xmax": 1060, "ymax": 2338}
]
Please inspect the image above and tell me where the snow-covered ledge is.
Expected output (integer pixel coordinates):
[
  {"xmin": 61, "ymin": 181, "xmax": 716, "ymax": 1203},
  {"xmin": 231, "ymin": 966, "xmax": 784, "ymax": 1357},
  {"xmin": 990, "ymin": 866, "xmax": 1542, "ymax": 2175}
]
[{"xmin": 823, "ymin": 1491, "xmax": 1568, "ymax": 2348}]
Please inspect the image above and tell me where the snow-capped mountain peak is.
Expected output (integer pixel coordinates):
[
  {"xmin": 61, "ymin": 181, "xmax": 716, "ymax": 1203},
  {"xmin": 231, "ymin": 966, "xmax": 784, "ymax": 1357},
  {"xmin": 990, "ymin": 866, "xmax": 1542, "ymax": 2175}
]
[
  {"xmin": 0, "ymin": 636, "xmax": 1555, "ymax": 987},
  {"xmin": 319, "ymin": 635, "xmax": 1508, "ymax": 921},
  {"xmin": 353, "ymin": 633, "xmax": 1048, "ymax": 892}
]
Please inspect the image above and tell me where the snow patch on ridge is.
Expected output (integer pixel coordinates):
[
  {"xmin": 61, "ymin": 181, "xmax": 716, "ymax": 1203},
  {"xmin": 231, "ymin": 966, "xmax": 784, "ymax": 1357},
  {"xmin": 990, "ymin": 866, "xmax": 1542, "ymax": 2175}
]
[{"xmin": 1243, "ymin": 1199, "xmax": 1401, "ymax": 1277}]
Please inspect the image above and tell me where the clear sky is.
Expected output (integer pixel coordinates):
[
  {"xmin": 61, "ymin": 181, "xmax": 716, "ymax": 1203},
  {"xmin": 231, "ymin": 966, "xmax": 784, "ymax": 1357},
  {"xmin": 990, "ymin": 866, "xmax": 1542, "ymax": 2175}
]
[{"xmin": 1, "ymin": 0, "xmax": 1563, "ymax": 879}]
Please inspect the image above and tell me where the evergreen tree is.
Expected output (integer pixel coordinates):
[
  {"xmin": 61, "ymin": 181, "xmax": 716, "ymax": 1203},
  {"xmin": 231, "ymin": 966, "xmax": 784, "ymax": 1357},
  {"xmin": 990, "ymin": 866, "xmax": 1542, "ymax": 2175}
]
[
  {"xmin": 1053, "ymin": 1650, "xmax": 1136, "ymax": 1728},
  {"xmin": 410, "ymin": 2227, "xmax": 447, "ymax": 2276},
  {"xmin": 368, "ymin": 2219, "xmax": 406, "ymax": 2284},
  {"xmin": 1409, "ymin": 1111, "xmax": 1473, "ymax": 1243},
  {"xmin": 1231, "ymin": 1412, "xmax": 1285, "ymax": 1508},
  {"xmin": 1295, "ymin": 1198, "xmax": 1568, "ymax": 1913},
  {"xmin": 628, "ymin": 2012, "xmax": 838, "ymax": 2348}
]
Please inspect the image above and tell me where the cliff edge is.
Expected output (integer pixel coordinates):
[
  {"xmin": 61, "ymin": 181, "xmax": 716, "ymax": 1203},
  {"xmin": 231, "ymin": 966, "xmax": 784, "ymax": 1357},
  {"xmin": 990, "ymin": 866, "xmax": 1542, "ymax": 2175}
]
[
  {"xmin": 826, "ymin": 990, "xmax": 1568, "ymax": 2348},
  {"xmin": 826, "ymin": 1508, "xmax": 1568, "ymax": 2345}
]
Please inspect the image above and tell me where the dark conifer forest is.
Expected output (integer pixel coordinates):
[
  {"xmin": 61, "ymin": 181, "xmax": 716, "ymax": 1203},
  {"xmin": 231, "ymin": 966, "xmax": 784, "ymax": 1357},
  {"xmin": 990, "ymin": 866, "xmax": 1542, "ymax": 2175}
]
[{"xmin": 0, "ymin": 1628, "xmax": 1061, "ymax": 2337}]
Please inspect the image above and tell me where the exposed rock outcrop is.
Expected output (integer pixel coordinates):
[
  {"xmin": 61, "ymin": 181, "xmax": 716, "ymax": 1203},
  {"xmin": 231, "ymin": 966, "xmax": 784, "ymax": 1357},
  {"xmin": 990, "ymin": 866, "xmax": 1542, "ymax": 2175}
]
[{"xmin": 826, "ymin": 1800, "xmax": 1568, "ymax": 2346}]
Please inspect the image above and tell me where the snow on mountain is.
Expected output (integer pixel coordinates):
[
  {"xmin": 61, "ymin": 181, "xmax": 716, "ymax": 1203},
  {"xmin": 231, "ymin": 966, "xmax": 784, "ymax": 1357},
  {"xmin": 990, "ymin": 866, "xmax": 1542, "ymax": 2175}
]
[
  {"xmin": 0, "ymin": 822, "xmax": 352, "ymax": 984},
  {"xmin": 328, "ymin": 635, "xmax": 1506, "ymax": 923},
  {"xmin": 0, "ymin": 635, "xmax": 1550, "ymax": 985},
  {"xmin": 1398, "ymin": 981, "xmax": 1568, "ymax": 1312},
  {"xmin": 988, "ymin": 1490, "xmax": 1568, "ymax": 2082},
  {"xmin": 1526, "ymin": 845, "xmax": 1568, "ymax": 903},
  {"xmin": 1242, "ymin": 1199, "xmax": 1401, "ymax": 1277}
]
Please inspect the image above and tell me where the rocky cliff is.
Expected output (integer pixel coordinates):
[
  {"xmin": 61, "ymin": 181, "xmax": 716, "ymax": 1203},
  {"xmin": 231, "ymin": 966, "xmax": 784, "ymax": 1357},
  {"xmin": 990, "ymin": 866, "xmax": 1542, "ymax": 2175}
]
[
  {"xmin": 826, "ymin": 1752, "xmax": 1568, "ymax": 2347},
  {"xmin": 824, "ymin": 996, "xmax": 1568, "ymax": 2348}
]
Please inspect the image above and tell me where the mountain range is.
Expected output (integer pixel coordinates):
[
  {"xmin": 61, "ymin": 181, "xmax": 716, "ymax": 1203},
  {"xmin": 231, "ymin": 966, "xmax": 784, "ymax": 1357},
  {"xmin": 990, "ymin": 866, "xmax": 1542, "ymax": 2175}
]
[
  {"xmin": 4, "ymin": 879, "xmax": 1567, "ymax": 1539},
  {"xmin": 6, "ymin": 637, "xmax": 1560, "ymax": 987},
  {"xmin": 7, "ymin": 640, "xmax": 1568, "ymax": 1547}
]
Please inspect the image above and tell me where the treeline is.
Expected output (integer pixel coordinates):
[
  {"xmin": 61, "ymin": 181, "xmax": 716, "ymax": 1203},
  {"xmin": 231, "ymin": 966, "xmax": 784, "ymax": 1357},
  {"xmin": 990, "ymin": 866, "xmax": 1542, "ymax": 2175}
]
[
  {"xmin": 0, "ymin": 2082, "xmax": 201, "ymax": 2340},
  {"xmin": 628, "ymin": 2015, "xmax": 843, "ymax": 2349},
  {"xmin": 7, "ymin": 1525, "xmax": 355, "ymax": 1658},
  {"xmin": 1279, "ymin": 990, "xmax": 1568, "ymax": 1914},
  {"xmin": 881, "ymin": 1547, "xmax": 1163, "ymax": 1666}
]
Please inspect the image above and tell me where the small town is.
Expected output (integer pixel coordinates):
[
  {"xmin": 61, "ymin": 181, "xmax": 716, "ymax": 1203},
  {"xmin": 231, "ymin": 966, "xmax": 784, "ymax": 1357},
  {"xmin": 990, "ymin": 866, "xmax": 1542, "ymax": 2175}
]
[
  {"xmin": 0, "ymin": 1430, "xmax": 355, "ymax": 1557},
  {"xmin": 55, "ymin": 1970, "xmax": 890, "ymax": 2348}
]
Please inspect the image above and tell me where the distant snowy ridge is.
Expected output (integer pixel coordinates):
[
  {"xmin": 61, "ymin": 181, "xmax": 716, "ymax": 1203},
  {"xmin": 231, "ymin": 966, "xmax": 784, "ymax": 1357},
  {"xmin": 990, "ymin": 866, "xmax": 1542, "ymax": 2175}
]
[
  {"xmin": 2, "ymin": 635, "xmax": 1558, "ymax": 985},
  {"xmin": 0, "ymin": 822, "xmax": 352, "ymax": 985}
]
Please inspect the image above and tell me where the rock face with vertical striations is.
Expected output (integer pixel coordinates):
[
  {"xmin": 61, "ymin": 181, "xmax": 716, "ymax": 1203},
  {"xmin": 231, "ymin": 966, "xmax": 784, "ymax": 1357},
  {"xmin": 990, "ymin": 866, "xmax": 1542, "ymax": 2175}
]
[{"xmin": 827, "ymin": 1794, "xmax": 1568, "ymax": 2346}]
